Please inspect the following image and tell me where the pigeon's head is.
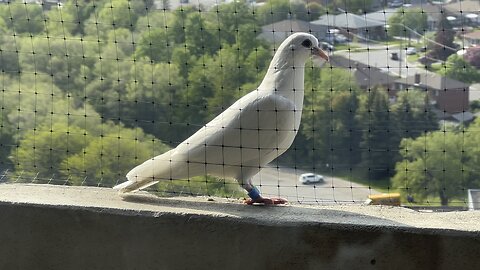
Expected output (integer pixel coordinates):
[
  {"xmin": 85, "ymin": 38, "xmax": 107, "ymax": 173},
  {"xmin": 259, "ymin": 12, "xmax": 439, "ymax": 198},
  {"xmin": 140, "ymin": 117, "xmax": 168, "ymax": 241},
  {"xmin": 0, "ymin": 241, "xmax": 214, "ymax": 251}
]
[{"xmin": 275, "ymin": 33, "xmax": 329, "ymax": 67}]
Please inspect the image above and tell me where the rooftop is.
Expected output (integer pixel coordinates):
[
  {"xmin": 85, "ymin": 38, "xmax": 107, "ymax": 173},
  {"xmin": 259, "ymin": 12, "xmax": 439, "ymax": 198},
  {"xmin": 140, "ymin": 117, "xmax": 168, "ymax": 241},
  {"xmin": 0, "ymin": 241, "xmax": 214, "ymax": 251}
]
[
  {"xmin": 463, "ymin": 30, "xmax": 480, "ymax": 40},
  {"xmin": 397, "ymin": 72, "xmax": 470, "ymax": 90},
  {"xmin": 312, "ymin": 12, "xmax": 384, "ymax": 29},
  {"xmin": 444, "ymin": 0, "xmax": 480, "ymax": 15},
  {"xmin": 330, "ymin": 55, "xmax": 399, "ymax": 88}
]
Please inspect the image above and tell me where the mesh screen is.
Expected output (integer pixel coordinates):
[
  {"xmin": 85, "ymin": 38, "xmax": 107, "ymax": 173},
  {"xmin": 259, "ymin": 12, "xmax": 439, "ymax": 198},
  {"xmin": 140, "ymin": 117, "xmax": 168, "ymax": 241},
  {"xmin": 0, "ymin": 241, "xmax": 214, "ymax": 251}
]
[{"xmin": 0, "ymin": 0, "xmax": 479, "ymax": 207}]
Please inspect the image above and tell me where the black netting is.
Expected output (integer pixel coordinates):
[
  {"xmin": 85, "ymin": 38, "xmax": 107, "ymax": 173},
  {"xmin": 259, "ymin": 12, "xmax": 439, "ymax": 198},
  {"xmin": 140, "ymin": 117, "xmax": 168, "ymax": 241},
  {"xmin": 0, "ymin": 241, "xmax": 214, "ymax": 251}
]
[{"xmin": 0, "ymin": 0, "xmax": 479, "ymax": 208}]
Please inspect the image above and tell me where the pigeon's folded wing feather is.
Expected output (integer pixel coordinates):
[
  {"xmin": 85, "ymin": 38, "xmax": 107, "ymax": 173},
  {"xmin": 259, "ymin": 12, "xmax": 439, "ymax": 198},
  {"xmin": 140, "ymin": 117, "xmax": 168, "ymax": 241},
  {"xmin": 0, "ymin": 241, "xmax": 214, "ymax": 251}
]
[{"xmin": 172, "ymin": 93, "xmax": 297, "ymax": 179}]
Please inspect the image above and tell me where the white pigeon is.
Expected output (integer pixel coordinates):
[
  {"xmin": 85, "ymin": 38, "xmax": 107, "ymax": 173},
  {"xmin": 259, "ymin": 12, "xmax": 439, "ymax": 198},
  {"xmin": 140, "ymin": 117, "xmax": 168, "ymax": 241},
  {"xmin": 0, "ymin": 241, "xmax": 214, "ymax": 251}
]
[{"xmin": 114, "ymin": 33, "xmax": 329, "ymax": 204}]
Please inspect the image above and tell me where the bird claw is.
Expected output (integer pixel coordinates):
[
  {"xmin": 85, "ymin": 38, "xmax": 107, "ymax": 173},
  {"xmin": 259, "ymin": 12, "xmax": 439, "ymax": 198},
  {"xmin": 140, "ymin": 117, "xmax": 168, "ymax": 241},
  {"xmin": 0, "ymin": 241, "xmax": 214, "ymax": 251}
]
[{"xmin": 244, "ymin": 197, "xmax": 288, "ymax": 206}]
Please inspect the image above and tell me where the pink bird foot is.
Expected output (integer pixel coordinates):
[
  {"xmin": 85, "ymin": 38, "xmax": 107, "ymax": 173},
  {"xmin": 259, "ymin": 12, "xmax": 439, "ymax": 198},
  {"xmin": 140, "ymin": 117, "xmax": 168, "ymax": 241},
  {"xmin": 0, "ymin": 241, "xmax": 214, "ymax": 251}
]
[{"xmin": 244, "ymin": 197, "xmax": 288, "ymax": 205}]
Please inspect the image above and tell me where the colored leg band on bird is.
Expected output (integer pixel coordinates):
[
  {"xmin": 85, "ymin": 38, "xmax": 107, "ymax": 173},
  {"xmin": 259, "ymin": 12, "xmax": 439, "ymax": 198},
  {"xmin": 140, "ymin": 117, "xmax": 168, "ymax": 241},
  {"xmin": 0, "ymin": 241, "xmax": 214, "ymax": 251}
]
[{"xmin": 248, "ymin": 186, "xmax": 261, "ymax": 200}]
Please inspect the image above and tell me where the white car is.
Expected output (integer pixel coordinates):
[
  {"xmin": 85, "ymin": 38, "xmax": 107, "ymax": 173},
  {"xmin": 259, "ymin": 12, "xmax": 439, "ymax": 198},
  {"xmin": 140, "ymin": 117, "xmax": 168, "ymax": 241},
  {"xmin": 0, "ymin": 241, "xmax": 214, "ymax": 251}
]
[
  {"xmin": 334, "ymin": 34, "xmax": 349, "ymax": 43},
  {"xmin": 299, "ymin": 173, "xmax": 324, "ymax": 184},
  {"xmin": 405, "ymin": 47, "xmax": 417, "ymax": 55}
]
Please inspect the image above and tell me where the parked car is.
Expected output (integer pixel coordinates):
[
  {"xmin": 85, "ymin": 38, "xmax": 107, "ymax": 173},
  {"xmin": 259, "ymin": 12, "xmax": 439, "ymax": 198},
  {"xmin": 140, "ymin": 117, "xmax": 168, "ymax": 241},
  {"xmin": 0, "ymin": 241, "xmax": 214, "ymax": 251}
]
[
  {"xmin": 388, "ymin": 1, "xmax": 403, "ymax": 8},
  {"xmin": 320, "ymin": 42, "xmax": 334, "ymax": 52},
  {"xmin": 390, "ymin": 52, "xmax": 399, "ymax": 60},
  {"xmin": 299, "ymin": 173, "xmax": 324, "ymax": 184},
  {"xmin": 406, "ymin": 47, "xmax": 417, "ymax": 55},
  {"xmin": 334, "ymin": 34, "xmax": 349, "ymax": 43}
]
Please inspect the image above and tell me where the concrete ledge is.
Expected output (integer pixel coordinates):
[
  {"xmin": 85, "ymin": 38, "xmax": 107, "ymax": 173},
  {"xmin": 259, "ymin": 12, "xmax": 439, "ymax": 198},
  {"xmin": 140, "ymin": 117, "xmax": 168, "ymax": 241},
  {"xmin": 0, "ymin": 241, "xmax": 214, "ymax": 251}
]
[{"xmin": 0, "ymin": 184, "xmax": 479, "ymax": 270}]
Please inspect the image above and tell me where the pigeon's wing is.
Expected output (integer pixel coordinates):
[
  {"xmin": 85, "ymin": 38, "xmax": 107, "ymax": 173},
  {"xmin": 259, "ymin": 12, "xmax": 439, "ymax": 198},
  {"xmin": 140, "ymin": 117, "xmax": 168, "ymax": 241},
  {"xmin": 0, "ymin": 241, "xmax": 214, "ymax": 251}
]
[{"xmin": 173, "ymin": 93, "xmax": 297, "ymax": 180}]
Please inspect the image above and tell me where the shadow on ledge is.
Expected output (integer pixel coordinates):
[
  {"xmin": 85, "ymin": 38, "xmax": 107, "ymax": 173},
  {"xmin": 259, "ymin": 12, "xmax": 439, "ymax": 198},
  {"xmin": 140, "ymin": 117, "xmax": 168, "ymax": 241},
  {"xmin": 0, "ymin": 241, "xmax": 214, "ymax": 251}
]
[{"xmin": 121, "ymin": 192, "xmax": 409, "ymax": 229}]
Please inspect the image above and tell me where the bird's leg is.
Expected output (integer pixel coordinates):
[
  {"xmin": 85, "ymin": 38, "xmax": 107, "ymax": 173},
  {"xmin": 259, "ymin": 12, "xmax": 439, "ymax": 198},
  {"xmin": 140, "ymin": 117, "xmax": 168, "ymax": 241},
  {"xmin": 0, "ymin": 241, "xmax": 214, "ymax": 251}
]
[{"xmin": 243, "ymin": 182, "xmax": 287, "ymax": 205}]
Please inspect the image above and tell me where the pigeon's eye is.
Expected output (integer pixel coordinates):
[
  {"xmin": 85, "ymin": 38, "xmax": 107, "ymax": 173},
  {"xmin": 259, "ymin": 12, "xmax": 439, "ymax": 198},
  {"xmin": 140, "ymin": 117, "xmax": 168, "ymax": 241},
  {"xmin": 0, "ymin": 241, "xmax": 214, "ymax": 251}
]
[{"xmin": 301, "ymin": 39, "xmax": 312, "ymax": 48}]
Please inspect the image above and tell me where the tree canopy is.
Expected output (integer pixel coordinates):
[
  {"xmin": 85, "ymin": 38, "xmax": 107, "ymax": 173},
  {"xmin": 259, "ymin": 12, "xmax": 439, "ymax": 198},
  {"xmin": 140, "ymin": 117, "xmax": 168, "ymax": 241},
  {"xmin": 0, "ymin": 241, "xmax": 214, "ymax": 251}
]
[
  {"xmin": 393, "ymin": 119, "xmax": 480, "ymax": 205},
  {"xmin": 387, "ymin": 8, "xmax": 428, "ymax": 38}
]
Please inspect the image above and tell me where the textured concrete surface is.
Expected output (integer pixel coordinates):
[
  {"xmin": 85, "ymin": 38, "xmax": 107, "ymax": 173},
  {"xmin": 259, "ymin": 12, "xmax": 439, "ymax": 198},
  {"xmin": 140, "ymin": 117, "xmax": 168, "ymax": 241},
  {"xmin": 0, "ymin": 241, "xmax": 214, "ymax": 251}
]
[{"xmin": 0, "ymin": 184, "xmax": 479, "ymax": 270}]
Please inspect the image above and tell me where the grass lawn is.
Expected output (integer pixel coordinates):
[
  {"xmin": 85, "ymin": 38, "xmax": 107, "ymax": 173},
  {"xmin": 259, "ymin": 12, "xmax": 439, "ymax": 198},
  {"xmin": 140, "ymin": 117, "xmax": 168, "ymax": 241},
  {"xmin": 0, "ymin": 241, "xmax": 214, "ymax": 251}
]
[
  {"xmin": 406, "ymin": 54, "xmax": 419, "ymax": 63},
  {"xmin": 334, "ymin": 43, "xmax": 361, "ymax": 51},
  {"xmin": 428, "ymin": 62, "xmax": 446, "ymax": 73},
  {"xmin": 402, "ymin": 197, "xmax": 469, "ymax": 207},
  {"xmin": 327, "ymin": 168, "xmax": 393, "ymax": 193}
]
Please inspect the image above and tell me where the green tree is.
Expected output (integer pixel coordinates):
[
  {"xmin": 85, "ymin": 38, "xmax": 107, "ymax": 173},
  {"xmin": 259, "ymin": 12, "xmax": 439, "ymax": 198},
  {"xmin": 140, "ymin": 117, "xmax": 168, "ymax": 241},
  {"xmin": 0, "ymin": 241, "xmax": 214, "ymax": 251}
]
[
  {"xmin": 393, "ymin": 130, "xmax": 469, "ymax": 206},
  {"xmin": 98, "ymin": 0, "xmax": 137, "ymax": 29},
  {"xmin": 63, "ymin": 124, "xmax": 169, "ymax": 187},
  {"xmin": 359, "ymin": 88, "xmax": 395, "ymax": 180},
  {"xmin": 184, "ymin": 12, "xmax": 220, "ymax": 57},
  {"xmin": 0, "ymin": 1, "xmax": 45, "ymax": 35},
  {"xmin": 332, "ymin": 0, "xmax": 373, "ymax": 14},
  {"xmin": 107, "ymin": 28, "xmax": 136, "ymax": 57},
  {"xmin": 429, "ymin": 14, "xmax": 455, "ymax": 61},
  {"xmin": 0, "ymin": 15, "xmax": 6, "ymax": 32},
  {"xmin": 439, "ymin": 54, "xmax": 480, "ymax": 84},
  {"xmin": 387, "ymin": 8, "xmax": 428, "ymax": 39},
  {"xmin": 301, "ymin": 68, "xmax": 362, "ymax": 168},
  {"xmin": 464, "ymin": 119, "xmax": 480, "ymax": 189},
  {"xmin": 0, "ymin": 119, "xmax": 14, "ymax": 169},
  {"xmin": 168, "ymin": 6, "xmax": 197, "ymax": 44},
  {"xmin": 205, "ymin": 45, "xmax": 256, "ymax": 117},
  {"xmin": 391, "ymin": 90, "xmax": 438, "ymax": 140},
  {"xmin": 136, "ymin": 28, "xmax": 173, "ymax": 62},
  {"xmin": 85, "ymin": 0, "xmax": 147, "ymax": 38},
  {"xmin": 213, "ymin": 1, "xmax": 257, "ymax": 45},
  {"xmin": 242, "ymin": 45, "xmax": 272, "ymax": 85},
  {"xmin": 179, "ymin": 55, "xmax": 216, "ymax": 134},
  {"xmin": 2, "ymin": 74, "xmax": 101, "ymax": 140},
  {"xmin": 135, "ymin": 9, "xmax": 172, "ymax": 32},
  {"xmin": 124, "ymin": 61, "xmax": 184, "ymax": 143},
  {"xmin": 329, "ymin": 91, "xmax": 362, "ymax": 168},
  {"xmin": 45, "ymin": 3, "xmax": 77, "ymax": 37},
  {"xmin": 12, "ymin": 123, "xmax": 88, "ymax": 181},
  {"xmin": 171, "ymin": 46, "xmax": 195, "ymax": 80},
  {"xmin": 0, "ymin": 34, "xmax": 21, "ymax": 74},
  {"xmin": 17, "ymin": 36, "xmax": 96, "ymax": 94},
  {"xmin": 256, "ymin": 0, "xmax": 309, "ymax": 25},
  {"xmin": 306, "ymin": 2, "xmax": 326, "ymax": 21},
  {"xmin": 60, "ymin": 0, "xmax": 97, "ymax": 35},
  {"xmin": 84, "ymin": 37, "xmax": 139, "ymax": 123}
]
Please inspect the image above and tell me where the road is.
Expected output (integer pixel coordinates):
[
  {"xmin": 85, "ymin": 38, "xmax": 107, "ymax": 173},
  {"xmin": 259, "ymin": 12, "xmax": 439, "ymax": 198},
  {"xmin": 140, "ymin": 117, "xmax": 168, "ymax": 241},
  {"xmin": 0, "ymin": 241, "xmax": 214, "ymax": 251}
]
[
  {"xmin": 252, "ymin": 167, "xmax": 380, "ymax": 204},
  {"xmin": 337, "ymin": 46, "xmax": 423, "ymax": 78}
]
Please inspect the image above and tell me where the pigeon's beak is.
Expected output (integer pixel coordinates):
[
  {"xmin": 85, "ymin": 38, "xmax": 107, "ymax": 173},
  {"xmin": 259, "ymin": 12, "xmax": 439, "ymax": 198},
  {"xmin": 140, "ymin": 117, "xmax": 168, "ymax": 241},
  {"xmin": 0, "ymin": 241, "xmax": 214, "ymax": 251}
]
[{"xmin": 312, "ymin": 46, "xmax": 329, "ymax": 62}]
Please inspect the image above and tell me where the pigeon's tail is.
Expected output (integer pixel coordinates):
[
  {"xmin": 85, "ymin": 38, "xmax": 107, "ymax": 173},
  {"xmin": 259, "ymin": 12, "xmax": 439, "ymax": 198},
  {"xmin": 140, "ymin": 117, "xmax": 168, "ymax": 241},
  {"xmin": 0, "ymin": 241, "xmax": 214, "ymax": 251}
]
[
  {"xmin": 113, "ymin": 150, "xmax": 174, "ymax": 193},
  {"xmin": 113, "ymin": 165, "xmax": 160, "ymax": 193},
  {"xmin": 112, "ymin": 178, "xmax": 159, "ymax": 194}
]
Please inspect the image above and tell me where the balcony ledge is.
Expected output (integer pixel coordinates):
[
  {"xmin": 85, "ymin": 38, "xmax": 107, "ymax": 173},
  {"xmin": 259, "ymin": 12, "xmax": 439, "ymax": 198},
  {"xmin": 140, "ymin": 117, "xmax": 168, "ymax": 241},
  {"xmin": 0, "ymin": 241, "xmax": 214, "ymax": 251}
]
[{"xmin": 0, "ymin": 184, "xmax": 479, "ymax": 270}]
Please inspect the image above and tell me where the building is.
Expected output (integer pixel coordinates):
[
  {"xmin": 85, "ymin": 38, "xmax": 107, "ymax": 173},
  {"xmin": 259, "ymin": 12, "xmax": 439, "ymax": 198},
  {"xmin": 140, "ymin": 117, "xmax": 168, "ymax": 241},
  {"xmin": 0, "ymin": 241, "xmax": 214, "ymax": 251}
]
[
  {"xmin": 396, "ymin": 72, "xmax": 470, "ymax": 114},
  {"xmin": 443, "ymin": 0, "xmax": 480, "ymax": 27},
  {"xmin": 312, "ymin": 12, "xmax": 387, "ymax": 41},
  {"xmin": 462, "ymin": 30, "xmax": 480, "ymax": 47},
  {"xmin": 259, "ymin": 19, "xmax": 328, "ymax": 44},
  {"xmin": 331, "ymin": 55, "xmax": 471, "ymax": 117},
  {"xmin": 330, "ymin": 55, "xmax": 399, "ymax": 96},
  {"xmin": 364, "ymin": 8, "xmax": 398, "ymax": 25},
  {"xmin": 154, "ymin": 0, "xmax": 232, "ymax": 10}
]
